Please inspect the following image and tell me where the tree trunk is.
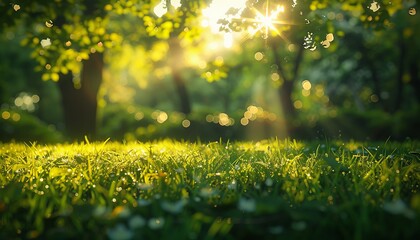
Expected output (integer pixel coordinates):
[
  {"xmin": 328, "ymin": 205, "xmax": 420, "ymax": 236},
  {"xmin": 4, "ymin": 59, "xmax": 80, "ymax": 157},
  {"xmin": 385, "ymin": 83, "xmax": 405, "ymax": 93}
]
[
  {"xmin": 168, "ymin": 37, "xmax": 191, "ymax": 115},
  {"xmin": 395, "ymin": 33, "xmax": 406, "ymax": 112},
  {"xmin": 271, "ymin": 40, "xmax": 305, "ymax": 118},
  {"xmin": 58, "ymin": 52, "xmax": 103, "ymax": 140},
  {"xmin": 172, "ymin": 70, "xmax": 191, "ymax": 114},
  {"xmin": 409, "ymin": 61, "xmax": 420, "ymax": 103}
]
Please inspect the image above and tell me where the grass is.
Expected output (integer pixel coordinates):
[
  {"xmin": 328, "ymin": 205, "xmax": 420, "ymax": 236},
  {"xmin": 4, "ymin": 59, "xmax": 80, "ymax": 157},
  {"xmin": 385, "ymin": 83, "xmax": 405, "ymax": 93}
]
[{"xmin": 0, "ymin": 139, "xmax": 419, "ymax": 239}]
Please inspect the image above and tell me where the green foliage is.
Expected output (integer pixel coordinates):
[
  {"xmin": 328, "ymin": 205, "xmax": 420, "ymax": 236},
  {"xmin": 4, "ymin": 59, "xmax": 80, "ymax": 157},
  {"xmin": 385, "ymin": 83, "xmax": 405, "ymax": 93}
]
[
  {"xmin": 98, "ymin": 104, "xmax": 246, "ymax": 141},
  {"xmin": 0, "ymin": 108, "xmax": 64, "ymax": 143},
  {"xmin": 0, "ymin": 140, "xmax": 419, "ymax": 239},
  {"xmin": 293, "ymin": 107, "xmax": 420, "ymax": 140}
]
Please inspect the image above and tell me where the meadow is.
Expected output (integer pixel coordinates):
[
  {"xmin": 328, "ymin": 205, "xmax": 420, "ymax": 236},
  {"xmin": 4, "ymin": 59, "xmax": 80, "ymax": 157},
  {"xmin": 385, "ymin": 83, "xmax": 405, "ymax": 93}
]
[{"xmin": 0, "ymin": 139, "xmax": 419, "ymax": 239}]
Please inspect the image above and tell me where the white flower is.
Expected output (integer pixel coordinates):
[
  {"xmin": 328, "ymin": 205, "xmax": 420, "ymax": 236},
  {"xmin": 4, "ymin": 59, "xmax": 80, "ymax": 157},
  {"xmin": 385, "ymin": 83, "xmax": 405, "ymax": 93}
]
[
  {"xmin": 238, "ymin": 198, "xmax": 256, "ymax": 212},
  {"xmin": 107, "ymin": 224, "xmax": 133, "ymax": 240}
]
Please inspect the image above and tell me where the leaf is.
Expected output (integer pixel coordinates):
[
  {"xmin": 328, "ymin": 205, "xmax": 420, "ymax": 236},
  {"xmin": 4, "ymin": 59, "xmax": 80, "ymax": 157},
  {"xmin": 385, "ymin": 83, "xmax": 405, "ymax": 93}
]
[{"xmin": 11, "ymin": 164, "xmax": 26, "ymax": 172}]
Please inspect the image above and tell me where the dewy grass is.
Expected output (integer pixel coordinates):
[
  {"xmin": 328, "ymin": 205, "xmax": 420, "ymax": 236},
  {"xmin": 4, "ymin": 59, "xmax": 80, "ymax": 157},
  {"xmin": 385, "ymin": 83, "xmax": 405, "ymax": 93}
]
[{"xmin": 0, "ymin": 139, "xmax": 419, "ymax": 239}]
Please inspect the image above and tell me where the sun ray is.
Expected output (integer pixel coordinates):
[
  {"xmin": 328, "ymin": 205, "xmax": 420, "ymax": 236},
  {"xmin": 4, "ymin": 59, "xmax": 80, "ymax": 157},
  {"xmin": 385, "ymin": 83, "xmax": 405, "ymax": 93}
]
[{"xmin": 230, "ymin": 0, "xmax": 295, "ymax": 42}]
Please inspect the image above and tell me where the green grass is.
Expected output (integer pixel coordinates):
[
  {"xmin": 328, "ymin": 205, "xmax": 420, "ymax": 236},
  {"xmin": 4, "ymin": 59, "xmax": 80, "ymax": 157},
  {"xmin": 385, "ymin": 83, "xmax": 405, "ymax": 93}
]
[{"xmin": 1, "ymin": 139, "xmax": 419, "ymax": 239}]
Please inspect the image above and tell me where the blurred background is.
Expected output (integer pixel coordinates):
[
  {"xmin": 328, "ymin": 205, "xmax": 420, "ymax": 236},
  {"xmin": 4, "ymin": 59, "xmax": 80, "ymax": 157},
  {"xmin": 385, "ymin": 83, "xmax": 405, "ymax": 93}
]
[{"xmin": 0, "ymin": 0, "xmax": 419, "ymax": 142}]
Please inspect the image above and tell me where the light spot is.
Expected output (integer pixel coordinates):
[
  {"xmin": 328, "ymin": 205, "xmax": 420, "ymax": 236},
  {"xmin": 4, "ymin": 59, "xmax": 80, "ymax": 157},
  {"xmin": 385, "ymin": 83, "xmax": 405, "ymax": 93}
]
[
  {"xmin": 254, "ymin": 52, "xmax": 264, "ymax": 61},
  {"xmin": 288, "ymin": 44, "xmax": 296, "ymax": 52},
  {"xmin": 129, "ymin": 216, "xmax": 146, "ymax": 229},
  {"xmin": 408, "ymin": 8, "xmax": 416, "ymax": 15},
  {"xmin": 321, "ymin": 40, "xmax": 331, "ymax": 48},
  {"xmin": 199, "ymin": 187, "xmax": 216, "ymax": 198},
  {"xmin": 240, "ymin": 118, "xmax": 249, "ymax": 126},
  {"xmin": 107, "ymin": 224, "xmax": 133, "ymax": 240},
  {"xmin": 271, "ymin": 72, "xmax": 280, "ymax": 81},
  {"xmin": 326, "ymin": 33, "xmax": 334, "ymax": 42},
  {"xmin": 248, "ymin": 105, "xmax": 258, "ymax": 114},
  {"xmin": 65, "ymin": 41, "xmax": 71, "ymax": 47},
  {"xmin": 13, "ymin": 4, "xmax": 20, "ymax": 11},
  {"xmin": 161, "ymin": 199, "xmax": 187, "ymax": 214},
  {"xmin": 265, "ymin": 178, "xmax": 273, "ymax": 186},
  {"xmin": 182, "ymin": 119, "xmax": 190, "ymax": 128},
  {"xmin": 148, "ymin": 217, "xmax": 165, "ymax": 229},
  {"xmin": 1, "ymin": 111, "xmax": 11, "ymax": 120},
  {"xmin": 223, "ymin": 33, "xmax": 233, "ymax": 48},
  {"xmin": 383, "ymin": 200, "xmax": 416, "ymax": 219},
  {"xmin": 294, "ymin": 100, "xmax": 303, "ymax": 109},
  {"xmin": 134, "ymin": 112, "xmax": 144, "ymax": 121},
  {"xmin": 218, "ymin": 113, "xmax": 230, "ymax": 126},
  {"xmin": 156, "ymin": 111, "xmax": 168, "ymax": 124},
  {"xmin": 370, "ymin": 94, "xmax": 379, "ymax": 102},
  {"xmin": 302, "ymin": 80, "xmax": 312, "ymax": 90},
  {"xmin": 12, "ymin": 113, "xmax": 20, "ymax": 122},
  {"xmin": 369, "ymin": 1, "xmax": 380, "ymax": 12},
  {"xmin": 206, "ymin": 114, "xmax": 214, "ymax": 122},
  {"xmin": 45, "ymin": 64, "xmax": 51, "ymax": 70},
  {"xmin": 104, "ymin": 4, "xmax": 113, "ymax": 11},
  {"xmin": 170, "ymin": 0, "xmax": 182, "ymax": 9},
  {"xmin": 238, "ymin": 198, "xmax": 256, "ymax": 212},
  {"xmin": 40, "ymin": 38, "xmax": 51, "ymax": 48},
  {"xmin": 215, "ymin": 56, "xmax": 224, "ymax": 66},
  {"xmin": 154, "ymin": 1, "xmax": 167, "ymax": 17},
  {"xmin": 14, "ymin": 97, "xmax": 23, "ymax": 107},
  {"xmin": 45, "ymin": 20, "xmax": 53, "ymax": 28}
]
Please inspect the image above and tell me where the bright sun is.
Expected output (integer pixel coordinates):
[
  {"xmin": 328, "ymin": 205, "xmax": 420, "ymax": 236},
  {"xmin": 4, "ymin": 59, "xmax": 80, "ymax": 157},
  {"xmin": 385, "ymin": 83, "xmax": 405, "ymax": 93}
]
[{"xmin": 201, "ymin": 0, "xmax": 288, "ymax": 46}]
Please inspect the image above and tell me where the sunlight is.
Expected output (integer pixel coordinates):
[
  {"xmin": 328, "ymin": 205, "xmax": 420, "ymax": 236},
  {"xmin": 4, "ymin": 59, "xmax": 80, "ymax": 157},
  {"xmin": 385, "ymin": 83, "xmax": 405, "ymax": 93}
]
[
  {"xmin": 201, "ymin": 0, "xmax": 247, "ymax": 48},
  {"xmin": 247, "ymin": 4, "xmax": 285, "ymax": 39},
  {"xmin": 202, "ymin": 0, "xmax": 247, "ymax": 33}
]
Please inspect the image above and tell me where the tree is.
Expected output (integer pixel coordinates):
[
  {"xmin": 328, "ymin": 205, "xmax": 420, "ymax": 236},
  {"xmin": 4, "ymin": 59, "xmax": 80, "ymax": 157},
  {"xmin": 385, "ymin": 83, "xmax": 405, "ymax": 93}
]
[
  {"xmin": 1, "ymin": 0, "xmax": 117, "ymax": 140},
  {"xmin": 216, "ymin": 0, "xmax": 329, "ymax": 134},
  {"xmin": 138, "ymin": 0, "xmax": 213, "ymax": 115}
]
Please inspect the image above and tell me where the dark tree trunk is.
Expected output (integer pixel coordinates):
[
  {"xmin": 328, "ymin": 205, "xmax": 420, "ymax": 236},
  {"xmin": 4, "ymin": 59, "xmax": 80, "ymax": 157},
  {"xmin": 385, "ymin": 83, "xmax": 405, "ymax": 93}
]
[
  {"xmin": 58, "ymin": 52, "xmax": 103, "ymax": 140},
  {"xmin": 168, "ymin": 37, "xmax": 191, "ymax": 115},
  {"xmin": 172, "ymin": 70, "xmax": 191, "ymax": 114},
  {"xmin": 395, "ymin": 33, "xmax": 406, "ymax": 112},
  {"xmin": 271, "ymin": 40, "xmax": 305, "ymax": 118},
  {"xmin": 409, "ymin": 61, "xmax": 420, "ymax": 103}
]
